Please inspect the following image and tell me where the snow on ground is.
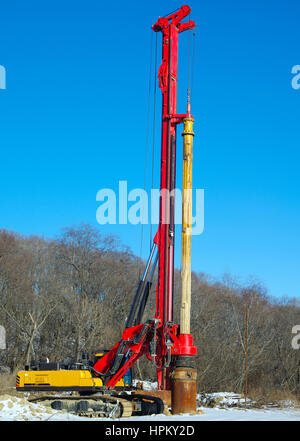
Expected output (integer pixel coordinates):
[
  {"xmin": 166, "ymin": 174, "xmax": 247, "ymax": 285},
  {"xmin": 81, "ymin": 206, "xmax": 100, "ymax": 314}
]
[
  {"xmin": 124, "ymin": 407, "xmax": 300, "ymax": 421},
  {"xmin": 0, "ymin": 394, "xmax": 59, "ymax": 421},
  {"xmin": 0, "ymin": 382, "xmax": 299, "ymax": 421},
  {"xmin": 0, "ymin": 394, "xmax": 299, "ymax": 421}
]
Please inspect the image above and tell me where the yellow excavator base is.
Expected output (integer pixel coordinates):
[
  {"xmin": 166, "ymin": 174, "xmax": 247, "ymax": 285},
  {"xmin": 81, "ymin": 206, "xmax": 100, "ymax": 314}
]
[{"xmin": 16, "ymin": 369, "xmax": 124, "ymax": 392}]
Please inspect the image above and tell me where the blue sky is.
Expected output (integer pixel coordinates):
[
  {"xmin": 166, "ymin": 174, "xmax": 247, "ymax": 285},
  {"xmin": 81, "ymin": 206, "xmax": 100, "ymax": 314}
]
[{"xmin": 0, "ymin": 0, "xmax": 299, "ymax": 299}]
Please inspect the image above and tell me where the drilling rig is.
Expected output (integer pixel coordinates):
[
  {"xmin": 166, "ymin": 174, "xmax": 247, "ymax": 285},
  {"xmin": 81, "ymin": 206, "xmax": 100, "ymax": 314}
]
[{"xmin": 16, "ymin": 5, "xmax": 198, "ymax": 417}]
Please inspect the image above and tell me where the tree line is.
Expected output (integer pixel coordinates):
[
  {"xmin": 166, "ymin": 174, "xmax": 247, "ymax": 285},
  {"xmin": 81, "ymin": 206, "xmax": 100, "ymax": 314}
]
[{"xmin": 0, "ymin": 224, "xmax": 299, "ymax": 399}]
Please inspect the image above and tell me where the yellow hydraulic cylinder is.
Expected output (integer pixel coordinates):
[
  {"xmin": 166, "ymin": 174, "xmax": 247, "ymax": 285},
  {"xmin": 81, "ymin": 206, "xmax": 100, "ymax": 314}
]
[{"xmin": 180, "ymin": 116, "xmax": 194, "ymax": 335}]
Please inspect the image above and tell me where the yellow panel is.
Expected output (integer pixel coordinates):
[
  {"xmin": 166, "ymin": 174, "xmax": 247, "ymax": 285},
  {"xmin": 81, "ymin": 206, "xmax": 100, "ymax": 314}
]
[{"xmin": 16, "ymin": 369, "xmax": 124, "ymax": 388}]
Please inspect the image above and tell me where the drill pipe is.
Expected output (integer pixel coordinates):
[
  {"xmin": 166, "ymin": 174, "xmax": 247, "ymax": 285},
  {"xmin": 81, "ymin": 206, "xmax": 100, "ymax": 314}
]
[{"xmin": 180, "ymin": 116, "xmax": 194, "ymax": 334}]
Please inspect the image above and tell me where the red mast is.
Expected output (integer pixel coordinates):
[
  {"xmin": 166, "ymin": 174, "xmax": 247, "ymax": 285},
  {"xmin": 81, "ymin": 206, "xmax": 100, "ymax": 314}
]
[
  {"xmin": 152, "ymin": 5, "xmax": 196, "ymax": 389},
  {"xmin": 93, "ymin": 5, "xmax": 197, "ymax": 396}
]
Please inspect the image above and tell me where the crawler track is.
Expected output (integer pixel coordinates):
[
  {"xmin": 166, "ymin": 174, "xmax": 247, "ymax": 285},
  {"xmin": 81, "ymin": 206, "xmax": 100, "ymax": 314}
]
[
  {"xmin": 29, "ymin": 394, "xmax": 133, "ymax": 418},
  {"xmin": 29, "ymin": 392, "xmax": 166, "ymax": 418}
]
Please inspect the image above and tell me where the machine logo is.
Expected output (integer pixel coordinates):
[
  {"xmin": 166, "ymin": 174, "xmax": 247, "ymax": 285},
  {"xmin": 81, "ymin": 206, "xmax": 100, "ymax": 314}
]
[{"xmin": 0, "ymin": 65, "xmax": 6, "ymax": 89}]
